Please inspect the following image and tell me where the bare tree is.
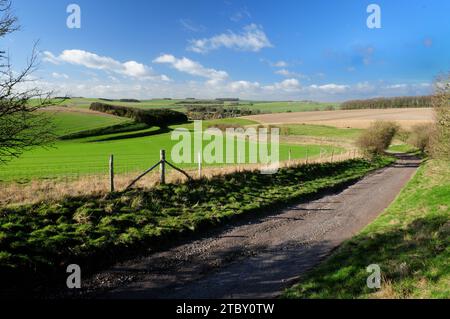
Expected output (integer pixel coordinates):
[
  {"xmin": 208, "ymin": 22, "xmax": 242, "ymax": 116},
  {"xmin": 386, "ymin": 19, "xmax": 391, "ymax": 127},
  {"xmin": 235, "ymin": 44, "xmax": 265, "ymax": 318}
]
[{"xmin": 0, "ymin": 0, "xmax": 59, "ymax": 164}]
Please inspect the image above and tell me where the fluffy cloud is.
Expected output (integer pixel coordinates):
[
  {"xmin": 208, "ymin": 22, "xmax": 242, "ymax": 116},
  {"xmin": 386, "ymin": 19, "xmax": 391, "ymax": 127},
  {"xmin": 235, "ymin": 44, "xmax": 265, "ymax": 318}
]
[
  {"xmin": 308, "ymin": 83, "xmax": 349, "ymax": 93},
  {"xmin": 272, "ymin": 61, "xmax": 288, "ymax": 67},
  {"xmin": 153, "ymin": 54, "xmax": 228, "ymax": 83},
  {"xmin": 227, "ymin": 80, "xmax": 261, "ymax": 92},
  {"xmin": 43, "ymin": 50, "xmax": 169, "ymax": 81},
  {"xmin": 263, "ymin": 78, "xmax": 301, "ymax": 92},
  {"xmin": 187, "ymin": 24, "xmax": 272, "ymax": 53},
  {"xmin": 51, "ymin": 72, "xmax": 69, "ymax": 79},
  {"xmin": 30, "ymin": 77, "xmax": 432, "ymax": 102}
]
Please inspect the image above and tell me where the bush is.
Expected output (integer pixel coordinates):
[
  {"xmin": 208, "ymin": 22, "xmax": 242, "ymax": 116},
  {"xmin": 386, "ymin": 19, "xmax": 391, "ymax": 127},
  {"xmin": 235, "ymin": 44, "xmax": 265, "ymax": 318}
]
[
  {"xmin": 430, "ymin": 74, "xmax": 450, "ymax": 159},
  {"xmin": 357, "ymin": 121, "xmax": 400, "ymax": 156},
  {"xmin": 407, "ymin": 124, "xmax": 434, "ymax": 153},
  {"xmin": 90, "ymin": 102, "xmax": 188, "ymax": 127}
]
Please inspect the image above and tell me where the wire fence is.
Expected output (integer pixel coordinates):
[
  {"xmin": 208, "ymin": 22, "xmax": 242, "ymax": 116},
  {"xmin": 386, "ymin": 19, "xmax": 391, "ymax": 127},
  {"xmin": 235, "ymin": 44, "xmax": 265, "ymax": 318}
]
[{"xmin": 0, "ymin": 148, "xmax": 362, "ymax": 206}]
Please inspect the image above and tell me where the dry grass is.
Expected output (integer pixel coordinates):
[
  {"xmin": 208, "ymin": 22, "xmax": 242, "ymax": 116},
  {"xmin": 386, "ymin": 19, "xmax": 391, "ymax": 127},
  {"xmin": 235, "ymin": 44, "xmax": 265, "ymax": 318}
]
[
  {"xmin": 243, "ymin": 108, "xmax": 434, "ymax": 129},
  {"xmin": 0, "ymin": 150, "xmax": 361, "ymax": 206}
]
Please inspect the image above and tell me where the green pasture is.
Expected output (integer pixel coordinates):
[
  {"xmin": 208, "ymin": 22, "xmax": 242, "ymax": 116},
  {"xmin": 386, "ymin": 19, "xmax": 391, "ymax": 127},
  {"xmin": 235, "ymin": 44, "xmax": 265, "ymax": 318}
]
[
  {"xmin": 45, "ymin": 111, "xmax": 129, "ymax": 136},
  {"xmin": 0, "ymin": 115, "xmax": 342, "ymax": 181},
  {"xmin": 277, "ymin": 124, "xmax": 362, "ymax": 140}
]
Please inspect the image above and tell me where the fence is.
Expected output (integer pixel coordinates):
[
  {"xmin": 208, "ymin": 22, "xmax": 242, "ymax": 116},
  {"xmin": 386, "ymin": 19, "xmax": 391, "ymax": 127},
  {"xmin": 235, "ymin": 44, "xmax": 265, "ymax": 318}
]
[{"xmin": 0, "ymin": 147, "xmax": 362, "ymax": 206}]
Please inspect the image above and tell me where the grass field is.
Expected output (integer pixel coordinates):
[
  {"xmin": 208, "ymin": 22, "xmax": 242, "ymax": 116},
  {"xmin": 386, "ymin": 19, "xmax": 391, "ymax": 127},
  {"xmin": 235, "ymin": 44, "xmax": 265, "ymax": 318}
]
[
  {"xmin": 0, "ymin": 157, "xmax": 394, "ymax": 290},
  {"xmin": 284, "ymin": 159, "xmax": 450, "ymax": 299},
  {"xmin": 0, "ymin": 113, "xmax": 343, "ymax": 181},
  {"xmin": 45, "ymin": 110, "xmax": 129, "ymax": 136},
  {"xmin": 241, "ymin": 101, "xmax": 338, "ymax": 113},
  {"xmin": 278, "ymin": 124, "xmax": 362, "ymax": 140}
]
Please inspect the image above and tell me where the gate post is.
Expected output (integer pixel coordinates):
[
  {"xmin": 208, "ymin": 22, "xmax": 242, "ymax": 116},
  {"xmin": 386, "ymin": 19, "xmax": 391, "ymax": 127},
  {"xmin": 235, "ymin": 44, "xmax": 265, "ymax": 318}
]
[
  {"xmin": 160, "ymin": 150, "xmax": 166, "ymax": 185},
  {"xmin": 109, "ymin": 154, "xmax": 114, "ymax": 192}
]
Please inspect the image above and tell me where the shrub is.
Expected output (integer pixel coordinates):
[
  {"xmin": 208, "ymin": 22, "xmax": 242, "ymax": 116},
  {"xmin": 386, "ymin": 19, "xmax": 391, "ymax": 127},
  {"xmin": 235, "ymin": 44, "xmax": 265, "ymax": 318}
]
[
  {"xmin": 357, "ymin": 121, "xmax": 400, "ymax": 156},
  {"xmin": 90, "ymin": 102, "xmax": 188, "ymax": 127},
  {"xmin": 407, "ymin": 124, "xmax": 434, "ymax": 153},
  {"xmin": 430, "ymin": 74, "xmax": 450, "ymax": 159}
]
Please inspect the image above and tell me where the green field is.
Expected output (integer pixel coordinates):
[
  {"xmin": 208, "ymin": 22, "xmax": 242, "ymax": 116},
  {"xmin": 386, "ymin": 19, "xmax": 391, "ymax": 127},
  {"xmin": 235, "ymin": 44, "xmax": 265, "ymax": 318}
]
[
  {"xmin": 45, "ymin": 111, "xmax": 129, "ymax": 136},
  {"xmin": 284, "ymin": 159, "xmax": 450, "ymax": 299},
  {"xmin": 278, "ymin": 124, "xmax": 362, "ymax": 139},
  {"xmin": 246, "ymin": 101, "xmax": 338, "ymax": 113},
  {"xmin": 0, "ymin": 113, "xmax": 343, "ymax": 181},
  {"xmin": 37, "ymin": 98, "xmax": 340, "ymax": 114}
]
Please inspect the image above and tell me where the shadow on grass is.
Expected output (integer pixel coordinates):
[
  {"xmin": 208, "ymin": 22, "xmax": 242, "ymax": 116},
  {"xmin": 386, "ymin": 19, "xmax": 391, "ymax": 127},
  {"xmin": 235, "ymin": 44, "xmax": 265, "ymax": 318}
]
[
  {"xmin": 285, "ymin": 214, "xmax": 449, "ymax": 298},
  {"xmin": 89, "ymin": 126, "xmax": 172, "ymax": 142}
]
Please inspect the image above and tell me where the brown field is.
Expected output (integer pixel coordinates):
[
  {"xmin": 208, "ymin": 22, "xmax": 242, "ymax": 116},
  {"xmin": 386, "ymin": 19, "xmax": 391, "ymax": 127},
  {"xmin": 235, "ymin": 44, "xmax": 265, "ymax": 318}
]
[{"xmin": 243, "ymin": 108, "xmax": 434, "ymax": 129}]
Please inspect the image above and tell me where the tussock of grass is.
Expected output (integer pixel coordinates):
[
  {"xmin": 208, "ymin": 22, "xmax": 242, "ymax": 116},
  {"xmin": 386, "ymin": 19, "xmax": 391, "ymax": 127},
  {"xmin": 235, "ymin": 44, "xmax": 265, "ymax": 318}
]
[
  {"xmin": 283, "ymin": 159, "xmax": 450, "ymax": 299},
  {"xmin": 0, "ymin": 157, "xmax": 393, "ymax": 290}
]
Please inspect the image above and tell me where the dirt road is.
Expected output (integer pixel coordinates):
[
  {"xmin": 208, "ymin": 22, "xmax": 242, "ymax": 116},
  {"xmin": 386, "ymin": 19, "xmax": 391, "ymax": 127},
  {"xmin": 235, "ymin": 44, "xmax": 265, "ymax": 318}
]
[{"xmin": 90, "ymin": 154, "xmax": 420, "ymax": 299}]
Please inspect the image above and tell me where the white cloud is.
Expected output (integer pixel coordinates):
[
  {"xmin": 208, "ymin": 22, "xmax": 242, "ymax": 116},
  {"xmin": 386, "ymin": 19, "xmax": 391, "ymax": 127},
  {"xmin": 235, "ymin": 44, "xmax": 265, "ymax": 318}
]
[
  {"xmin": 273, "ymin": 61, "xmax": 288, "ymax": 67},
  {"xmin": 227, "ymin": 80, "xmax": 260, "ymax": 92},
  {"xmin": 274, "ymin": 68, "xmax": 309, "ymax": 80},
  {"xmin": 43, "ymin": 49, "xmax": 169, "ymax": 81},
  {"xmin": 153, "ymin": 54, "xmax": 228, "ymax": 82},
  {"xmin": 386, "ymin": 84, "xmax": 408, "ymax": 89},
  {"xmin": 51, "ymin": 72, "xmax": 69, "ymax": 79},
  {"xmin": 230, "ymin": 8, "xmax": 251, "ymax": 22},
  {"xmin": 308, "ymin": 83, "xmax": 349, "ymax": 93},
  {"xmin": 263, "ymin": 78, "xmax": 301, "ymax": 92},
  {"xmin": 179, "ymin": 19, "xmax": 205, "ymax": 33},
  {"xmin": 187, "ymin": 24, "xmax": 272, "ymax": 53},
  {"xmin": 28, "ymin": 78, "xmax": 433, "ymax": 102}
]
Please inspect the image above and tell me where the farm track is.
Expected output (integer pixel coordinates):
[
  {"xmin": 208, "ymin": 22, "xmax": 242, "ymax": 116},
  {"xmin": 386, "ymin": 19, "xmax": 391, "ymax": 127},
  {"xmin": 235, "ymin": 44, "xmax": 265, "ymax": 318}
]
[{"xmin": 80, "ymin": 154, "xmax": 420, "ymax": 299}]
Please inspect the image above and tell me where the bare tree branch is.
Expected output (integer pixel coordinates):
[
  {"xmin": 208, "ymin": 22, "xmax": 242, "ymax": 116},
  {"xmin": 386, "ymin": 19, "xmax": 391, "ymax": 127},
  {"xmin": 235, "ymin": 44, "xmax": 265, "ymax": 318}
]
[{"xmin": 0, "ymin": 1, "xmax": 64, "ymax": 164}]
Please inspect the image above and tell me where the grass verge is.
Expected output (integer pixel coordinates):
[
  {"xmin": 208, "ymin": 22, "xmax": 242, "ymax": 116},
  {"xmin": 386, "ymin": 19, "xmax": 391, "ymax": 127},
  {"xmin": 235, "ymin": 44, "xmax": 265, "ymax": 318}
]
[
  {"xmin": 283, "ymin": 159, "xmax": 449, "ymax": 299},
  {"xmin": 0, "ymin": 157, "xmax": 393, "ymax": 292}
]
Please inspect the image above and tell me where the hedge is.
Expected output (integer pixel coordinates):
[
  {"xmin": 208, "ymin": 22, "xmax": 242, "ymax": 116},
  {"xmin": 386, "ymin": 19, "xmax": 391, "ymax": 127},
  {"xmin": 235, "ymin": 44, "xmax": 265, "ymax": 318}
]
[{"xmin": 90, "ymin": 102, "xmax": 188, "ymax": 127}]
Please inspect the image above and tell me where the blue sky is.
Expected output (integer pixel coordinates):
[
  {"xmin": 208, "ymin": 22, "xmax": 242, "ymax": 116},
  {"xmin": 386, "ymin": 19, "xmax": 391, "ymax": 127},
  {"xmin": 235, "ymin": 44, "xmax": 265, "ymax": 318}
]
[{"xmin": 5, "ymin": 0, "xmax": 450, "ymax": 101}]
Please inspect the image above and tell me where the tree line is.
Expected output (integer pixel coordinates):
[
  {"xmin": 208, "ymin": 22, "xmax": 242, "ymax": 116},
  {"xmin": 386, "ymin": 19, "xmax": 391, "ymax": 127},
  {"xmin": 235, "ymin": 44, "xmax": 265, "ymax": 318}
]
[
  {"xmin": 90, "ymin": 102, "xmax": 188, "ymax": 127},
  {"xmin": 341, "ymin": 95, "xmax": 433, "ymax": 110}
]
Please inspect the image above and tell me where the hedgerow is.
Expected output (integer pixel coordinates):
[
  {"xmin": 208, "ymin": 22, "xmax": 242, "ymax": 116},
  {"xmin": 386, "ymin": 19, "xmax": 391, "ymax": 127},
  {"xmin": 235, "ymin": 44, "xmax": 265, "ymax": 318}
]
[{"xmin": 90, "ymin": 102, "xmax": 188, "ymax": 127}]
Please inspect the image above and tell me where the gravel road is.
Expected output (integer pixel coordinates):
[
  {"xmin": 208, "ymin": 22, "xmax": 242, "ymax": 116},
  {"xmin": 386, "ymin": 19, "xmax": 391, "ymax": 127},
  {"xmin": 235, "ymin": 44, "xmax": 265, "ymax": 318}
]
[{"xmin": 89, "ymin": 154, "xmax": 420, "ymax": 299}]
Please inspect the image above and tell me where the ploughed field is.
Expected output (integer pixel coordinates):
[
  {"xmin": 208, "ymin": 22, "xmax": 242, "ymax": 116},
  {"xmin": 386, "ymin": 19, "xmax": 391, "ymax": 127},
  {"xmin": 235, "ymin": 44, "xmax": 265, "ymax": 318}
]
[{"xmin": 244, "ymin": 108, "xmax": 434, "ymax": 129}]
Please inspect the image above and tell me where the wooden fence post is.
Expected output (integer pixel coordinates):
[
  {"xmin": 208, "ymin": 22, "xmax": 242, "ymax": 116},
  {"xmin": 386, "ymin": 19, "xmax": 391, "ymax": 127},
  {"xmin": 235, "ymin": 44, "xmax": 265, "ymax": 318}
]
[
  {"xmin": 305, "ymin": 147, "xmax": 309, "ymax": 164},
  {"xmin": 198, "ymin": 151, "xmax": 202, "ymax": 179},
  {"xmin": 160, "ymin": 150, "xmax": 166, "ymax": 185},
  {"xmin": 109, "ymin": 154, "xmax": 114, "ymax": 192},
  {"xmin": 288, "ymin": 149, "xmax": 292, "ymax": 162},
  {"xmin": 331, "ymin": 149, "xmax": 335, "ymax": 162}
]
